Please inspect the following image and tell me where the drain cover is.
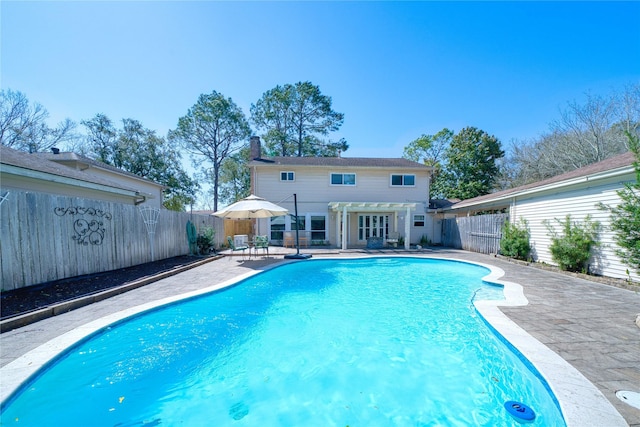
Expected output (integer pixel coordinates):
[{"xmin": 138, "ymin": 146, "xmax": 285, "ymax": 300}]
[{"xmin": 616, "ymin": 390, "xmax": 640, "ymax": 410}]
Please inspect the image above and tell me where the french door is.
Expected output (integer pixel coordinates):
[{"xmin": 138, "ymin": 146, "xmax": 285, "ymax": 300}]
[{"xmin": 358, "ymin": 214, "xmax": 389, "ymax": 241}]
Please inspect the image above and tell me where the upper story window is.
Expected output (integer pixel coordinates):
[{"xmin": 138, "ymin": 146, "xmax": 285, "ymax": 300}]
[
  {"xmin": 280, "ymin": 171, "xmax": 295, "ymax": 181},
  {"xmin": 390, "ymin": 174, "xmax": 415, "ymax": 186},
  {"xmin": 331, "ymin": 173, "xmax": 356, "ymax": 186}
]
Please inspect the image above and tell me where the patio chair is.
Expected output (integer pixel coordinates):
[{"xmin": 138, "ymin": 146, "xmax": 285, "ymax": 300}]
[
  {"xmin": 253, "ymin": 235, "xmax": 269, "ymax": 257},
  {"xmin": 227, "ymin": 236, "xmax": 248, "ymax": 260},
  {"xmin": 283, "ymin": 231, "xmax": 295, "ymax": 248},
  {"xmin": 386, "ymin": 232, "xmax": 399, "ymax": 248}
]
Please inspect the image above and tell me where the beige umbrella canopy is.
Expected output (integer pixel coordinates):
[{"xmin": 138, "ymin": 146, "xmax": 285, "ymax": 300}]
[{"xmin": 212, "ymin": 194, "xmax": 288, "ymax": 219}]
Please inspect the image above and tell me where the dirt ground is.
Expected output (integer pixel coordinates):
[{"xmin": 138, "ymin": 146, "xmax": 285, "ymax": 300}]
[{"xmin": 0, "ymin": 255, "xmax": 208, "ymax": 320}]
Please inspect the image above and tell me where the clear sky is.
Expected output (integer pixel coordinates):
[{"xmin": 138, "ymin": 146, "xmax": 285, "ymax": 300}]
[{"xmin": 2, "ymin": 1, "xmax": 639, "ymax": 158}]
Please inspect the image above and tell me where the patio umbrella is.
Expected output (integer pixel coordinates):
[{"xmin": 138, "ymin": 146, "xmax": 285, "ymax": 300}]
[{"xmin": 212, "ymin": 194, "xmax": 288, "ymax": 219}]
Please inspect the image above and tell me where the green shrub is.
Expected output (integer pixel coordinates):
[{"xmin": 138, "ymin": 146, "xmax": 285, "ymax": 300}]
[
  {"xmin": 419, "ymin": 235, "xmax": 431, "ymax": 246},
  {"xmin": 545, "ymin": 215, "xmax": 600, "ymax": 273},
  {"xmin": 197, "ymin": 226, "xmax": 216, "ymax": 254},
  {"xmin": 500, "ymin": 219, "xmax": 531, "ymax": 260}
]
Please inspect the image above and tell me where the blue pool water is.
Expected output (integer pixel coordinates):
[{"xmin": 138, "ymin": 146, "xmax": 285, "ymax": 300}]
[{"xmin": 1, "ymin": 258, "xmax": 565, "ymax": 426}]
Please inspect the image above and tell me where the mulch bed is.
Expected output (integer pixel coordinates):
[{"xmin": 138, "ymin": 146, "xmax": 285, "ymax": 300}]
[{"xmin": 1, "ymin": 255, "xmax": 210, "ymax": 320}]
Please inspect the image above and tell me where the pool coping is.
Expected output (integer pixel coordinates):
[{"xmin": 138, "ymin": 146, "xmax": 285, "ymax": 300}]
[
  {"xmin": 470, "ymin": 259, "xmax": 628, "ymax": 427},
  {"xmin": 0, "ymin": 255, "xmax": 628, "ymax": 426}
]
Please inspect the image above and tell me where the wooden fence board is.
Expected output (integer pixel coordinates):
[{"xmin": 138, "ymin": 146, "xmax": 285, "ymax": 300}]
[
  {"xmin": 442, "ymin": 213, "xmax": 508, "ymax": 255},
  {"xmin": 1, "ymin": 190, "xmax": 220, "ymax": 291}
]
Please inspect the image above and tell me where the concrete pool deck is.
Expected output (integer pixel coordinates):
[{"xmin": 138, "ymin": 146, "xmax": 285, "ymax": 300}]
[{"xmin": 1, "ymin": 248, "xmax": 638, "ymax": 426}]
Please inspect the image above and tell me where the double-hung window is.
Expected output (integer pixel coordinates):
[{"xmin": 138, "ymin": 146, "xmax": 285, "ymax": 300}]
[
  {"xmin": 331, "ymin": 173, "xmax": 356, "ymax": 186},
  {"xmin": 391, "ymin": 174, "xmax": 415, "ymax": 186},
  {"xmin": 413, "ymin": 214, "xmax": 425, "ymax": 227},
  {"xmin": 270, "ymin": 216, "xmax": 285, "ymax": 240},
  {"xmin": 280, "ymin": 171, "xmax": 295, "ymax": 181},
  {"xmin": 310, "ymin": 215, "xmax": 327, "ymax": 241}
]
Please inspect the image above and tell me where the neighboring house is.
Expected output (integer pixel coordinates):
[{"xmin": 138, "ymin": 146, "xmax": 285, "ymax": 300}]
[
  {"xmin": 247, "ymin": 137, "xmax": 433, "ymax": 249},
  {"xmin": 1, "ymin": 146, "xmax": 164, "ymax": 207},
  {"xmin": 446, "ymin": 151, "xmax": 638, "ymax": 281}
]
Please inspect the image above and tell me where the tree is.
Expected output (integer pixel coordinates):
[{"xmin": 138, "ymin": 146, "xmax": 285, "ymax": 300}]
[
  {"xmin": 0, "ymin": 89, "xmax": 37, "ymax": 147},
  {"xmin": 250, "ymin": 85, "xmax": 294, "ymax": 156},
  {"xmin": 616, "ymin": 82, "xmax": 640, "ymax": 138},
  {"xmin": 599, "ymin": 132, "xmax": 640, "ymax": 276},
  {"xmin": 403, "ymin": 128, "xmax": 453, "ymax": 198},
  {"xmin": 169, "ymin": 91, "xmax": 251, "ymax": 211},
  {"xmin": 160, "ymin": 165, "xmax": 199, "ymax": 212},
  {"xmin": 0, "ymin": 89, "xmax": 76, "ymax": 153},
  {"xmin": 505, "ymin": 84, "xmax": 639, "ymax": 188},
  {"xmin": 78, "ymin": 116, "xmax": 198, "ymax": 211},
  {"xmin": 436, "ymin": 127, "xmax": 504, "ymax": 199},
  {"xmin": 251, "ymin": 81, "xmax": 347, "ymax": 157},
  {"xmin": 218, "ymin": 147, "xmax": 251, "ymax": 205},
  {"xmin": 117, "ymin": 119, "xmax": 198, "ymax": 211},
  {"xmin": 549, "ymin": 91, "xmax": 626, "ymax": 166},
  {"xmin": 81, "ymin": 113, "xmax": 117, "ymax": 163}
]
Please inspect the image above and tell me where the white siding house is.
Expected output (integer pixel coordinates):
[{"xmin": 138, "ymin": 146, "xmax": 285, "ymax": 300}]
[
  {"xmin": 247, "ymin": 137, "xmax": 433, "ymax": 249},
  {"xmin": 448, "ymin": 152, "xmax": 638, "ymax": 282}
]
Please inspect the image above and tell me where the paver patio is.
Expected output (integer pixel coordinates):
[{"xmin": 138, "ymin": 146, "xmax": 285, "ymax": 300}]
[{"xmin": 1, "ymin": 248, "xmax": 638, "ymax": 425}]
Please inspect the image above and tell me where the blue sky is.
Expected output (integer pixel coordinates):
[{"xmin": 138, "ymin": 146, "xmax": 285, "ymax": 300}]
[{"xmin": 2, "ymin": 1, "xmax": 639, "ymax": 158}]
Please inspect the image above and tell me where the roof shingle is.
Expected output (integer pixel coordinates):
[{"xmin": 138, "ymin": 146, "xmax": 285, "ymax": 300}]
[
  {"xmin": 250, "ymin": 156, "xmax": 430, "ymax": 169},
  {"xmin": 452, "ymin": 151, "xmax": 636, "ymax": 209}
]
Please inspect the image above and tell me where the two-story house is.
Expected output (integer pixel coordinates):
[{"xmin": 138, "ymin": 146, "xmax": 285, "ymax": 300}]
[{"xmin": 247, "ymin": 137, "xmax": 433, "ymax": 250}]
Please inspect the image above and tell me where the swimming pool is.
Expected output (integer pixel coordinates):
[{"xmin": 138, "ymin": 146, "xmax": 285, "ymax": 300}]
[{"xmin": 0, "ymin": 257, "xmax": 566, "ymax": 426}]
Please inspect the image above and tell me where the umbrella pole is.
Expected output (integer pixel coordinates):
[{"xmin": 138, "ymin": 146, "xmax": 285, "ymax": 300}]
[{"xmin": 284, "ymin": 193, "xmax": 312, "ymax": 260}]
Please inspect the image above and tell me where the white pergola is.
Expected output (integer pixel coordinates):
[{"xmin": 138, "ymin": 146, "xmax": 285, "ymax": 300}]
[{"xmin": 328, "ymin": 201, "xmax": 417, "ymax": 250}]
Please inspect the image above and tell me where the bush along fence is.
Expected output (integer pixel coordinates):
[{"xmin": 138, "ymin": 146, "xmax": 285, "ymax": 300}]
[
  {"xmin": 442, "ymin": 212, "xmax": 638, "ymax": 283},
  {"xmin": 0, "ymin": 190, "xmax": 223, "ymax": 291}
]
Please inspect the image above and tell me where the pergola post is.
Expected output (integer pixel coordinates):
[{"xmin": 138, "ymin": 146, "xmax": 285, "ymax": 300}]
[
  {"xmin": 404, "ymin": 206, "xmax": 411, "ymax": 249},
  {"xmin": 342, "ymin": 205, "xmax": 348, "ymax": 250},
  {"xmin": 328, "ymin": 201, "xmax": 417, "ymax": 251},
  {"xmin": 335, "ymin": 210, "xmax": 341, "ymax": 250}
]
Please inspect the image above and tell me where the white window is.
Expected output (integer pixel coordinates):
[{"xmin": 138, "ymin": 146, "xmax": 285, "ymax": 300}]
[
  {"xmin": 310, "ymin": 215, "xmax": 327, "ymax": 241},
  {"xmin": 331, "ymin": 173, "xmax": 356, "ymax": 186},
  {"xmin": 413, "ymin": 214, "xmax": 425, "ymax": 227},
  {"xmin": 270, "ymin": 216, "xmax": 285, "ymax": 240},
  {"xmin": 391, "ymin": 174, "xmax": 416, "ymax": 186},
  {"xmin": 280, "ymin": 171, "xmax": 295, "ymax": 181}
]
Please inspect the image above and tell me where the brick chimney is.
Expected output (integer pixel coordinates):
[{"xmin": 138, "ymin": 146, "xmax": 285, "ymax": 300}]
[{"xmin": 250, "ymin": 136, "xmax": 262, "ymax": 160}]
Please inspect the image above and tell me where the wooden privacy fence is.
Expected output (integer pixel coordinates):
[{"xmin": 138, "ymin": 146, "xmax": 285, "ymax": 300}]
[
  {"xmin": 442, "ymin": 213, "xmax": 509, "ymax": 254},
  {"xmin": 223, "ymin": 219, "xmax": 253, "ymax": 241},
  {"xmin": 0, "ymin": 190, "xmax": 224, "ymax": 291}
]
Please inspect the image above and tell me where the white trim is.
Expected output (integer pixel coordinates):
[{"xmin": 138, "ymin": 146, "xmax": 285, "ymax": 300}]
[
  {"xmin": 329, "ymin": 201, "xmax": 417, "ymax": 211},
  {"xmin": 1, "ymin": 164, "xmax": 150, "ymax": 201}
]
